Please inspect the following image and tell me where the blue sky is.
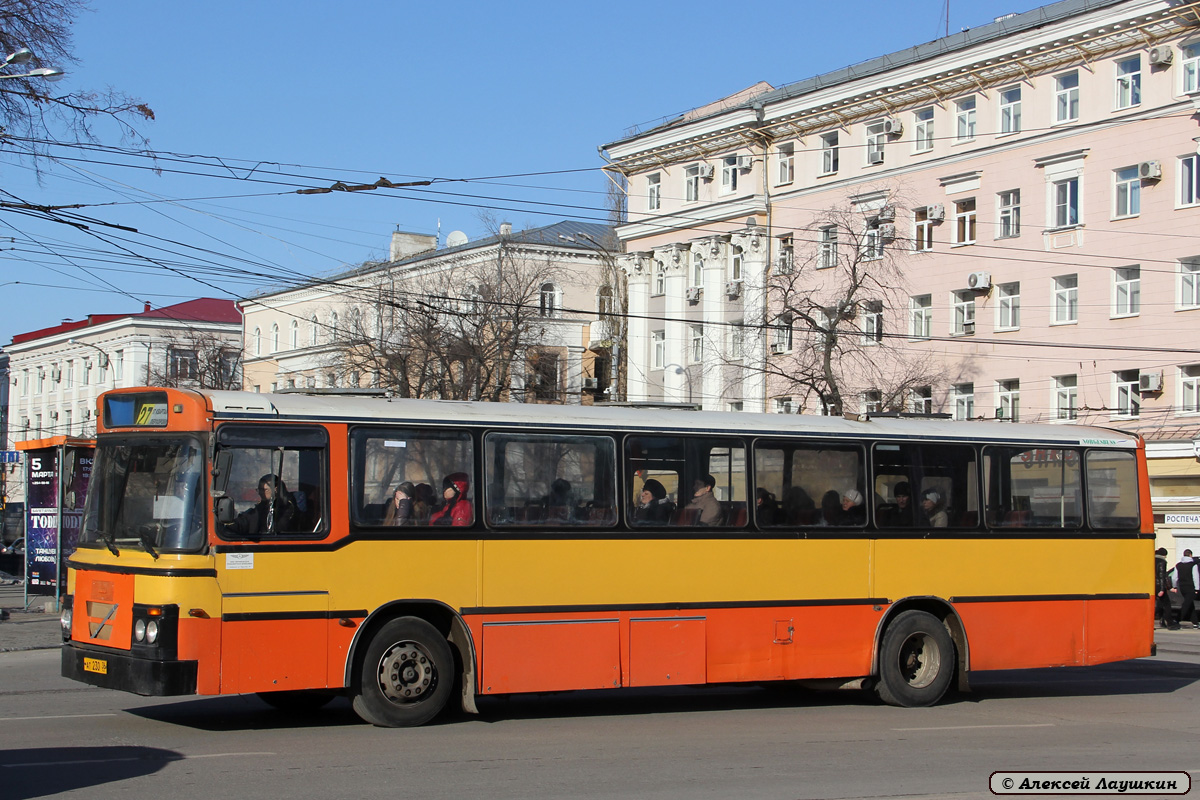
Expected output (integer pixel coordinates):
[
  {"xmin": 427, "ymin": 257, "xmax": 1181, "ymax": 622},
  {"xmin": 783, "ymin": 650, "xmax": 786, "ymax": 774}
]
[{"xmin": 0, "ymin": 0, "xmax": 1044, "ymax": 344}]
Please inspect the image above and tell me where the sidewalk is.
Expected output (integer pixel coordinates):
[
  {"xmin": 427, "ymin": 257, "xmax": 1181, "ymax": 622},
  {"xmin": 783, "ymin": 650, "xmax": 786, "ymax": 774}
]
[{"xmin": 0, "ymin": 579, "xmax": 63, "ymax": 653}]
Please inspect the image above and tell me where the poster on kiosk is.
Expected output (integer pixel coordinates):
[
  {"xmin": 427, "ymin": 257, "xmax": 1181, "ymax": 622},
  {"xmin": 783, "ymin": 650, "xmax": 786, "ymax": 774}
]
[{"xmin": 18, "ymin": 437, "xmax": 95, "ymax": 603}]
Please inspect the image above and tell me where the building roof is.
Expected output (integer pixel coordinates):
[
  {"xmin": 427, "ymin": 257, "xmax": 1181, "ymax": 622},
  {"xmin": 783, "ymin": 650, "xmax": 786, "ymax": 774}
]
[
  {"xmin": 607, "ymin": 0, "xmax": 1127, "ymax": 146},
  {"xmin": 247, "ymin": 220, "xmax": 617, "ymax": 302},
  {"xmin": 10, "ymin": 298, "xmax": 241, "ymax": 345}
]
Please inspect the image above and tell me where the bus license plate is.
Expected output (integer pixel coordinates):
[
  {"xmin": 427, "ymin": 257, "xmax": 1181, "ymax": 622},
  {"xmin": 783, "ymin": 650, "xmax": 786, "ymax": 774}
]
[{"xmin": 83, "ymin": 657, "xmax": 108, "ymax": 675}]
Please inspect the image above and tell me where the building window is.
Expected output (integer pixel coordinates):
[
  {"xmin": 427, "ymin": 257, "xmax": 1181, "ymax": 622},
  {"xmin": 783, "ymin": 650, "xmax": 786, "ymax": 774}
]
[
  {"xmin": 861, "ymin": 219, "xmax": 884, "ymax": 261},
  {"xmin": 998, "ymin": 190, "xmax": 1020, "ymax": 238},
  {"xmin": 1113, "ymin": 266, "xmax": 1140, "ymax": 317},
  {"xmin": 330, "ymin": 311, "xmax": 339, "ymax": 339},
  {"xmin": 290, "ymin": 320, "xmax": 298, "ymax": 350},
  {"xmin": 690, "ymin": 325, "xmax": 704, "ymax": 363},
  {"xmin": 952, "ymin": 290, "xmax": 976, "ymax": 335},
  {"xmin": 219, "ymin": 351, "xmax": 239, "ymax": 387},
  {"xmin": 690, "ymin": 251, "xmax": 704, "ymax": 288},
  {"xmin": 114, "ymin": 350, "xmax": 124, "ymax": 381},
  {"xmin": 863, "ymin": 390, "xmax": 883, "ymax": 414},
  {"xmin": 647, "ymin": 173, "xmax": 661, "ymax": 210},
  {"xmin": 731, "ymin": 245, "xmax": 743, "ymax": 280},
  {"xmin": 721, "ymin": 156, "xmax": 738, "ymax": 193},
  {"xmin": 65, "ymin": 360, "xmax": 73, "ymax": 389},
  {"xmin": 83, "ymin": 360, "xmax": 92, "ymax": 385},
  {"xmin": 652, "ymin": 330, "xmax": 665, "ymax": 368},
  {"xmin": 777, "ymin": 143, "xmax": 794, "ymax": 185},
  {"xmin": 1181, "ymin": 365, "xmax": 1200, "ymax": 413},
  {"xmin": 253, "ymin": 328, "xmax": 261, "ymax": 357},
  {"xmin": 1113, "ymin": 166, "xmax": 1140, "ymax": 218},
  {"xmin": 819, "ymin": 226, "xmax": 838, "ymax": 268},
  {"xmin": 729, "ymin": 321, "xmax": 744, "ymax": 359},
  {"xmin": 1180, "ymin": 155, "xmax": 1200, "ymax": 207},
  {"xmin": 997, "ymin": 282, "xmax": 1020, "ymax": 330},
  {"xmin": 1052, "ymin": 177, "xmax": 1080, "ymax": 228},
  {"xmin": 21, "ymin": 368, "xmax": 29, "ymax": 396},
  {"xmin": 168, "ymin": 348, "xmax": 199, "ymax": 381},
  {"xmin": 865, "ymin": 122, "xmax": 886, "ymax": 165},
  {"xmin": 910, "ymin": 386, "xmax": 933, "ymax": 415},
  {"xmin": 821, "ymin": 131, "xmax": 839, "ymax": 174},
  {"xmin": 771, "ymin": 315, "xmax": 793, "ymax": 353},
  {"xmin": 271, "ymin": 323, "xmax": 280, "ymax": 353},
  {"xmin": 326, "ymin": 373, "xmax": 337, "ymax": 389},
  {"xmin": 1114, "ymin": 369, "xmax": 1140, "ymax": 418},
  {"xmin": 1054, "ymin": 71, "xmax": 1079, "ymax": 123},
  {"xmin": 862, "ymin": 303, "xmax": 883, "ymax": 345},
  {"xmin": 1114, "ymin": 56, "xmax": 1141, "ymax": 109},
  {"xmin": 774, "ymin": 397, "xmax": 795, "ymax": 415},
  {"xmin": 539, "ymin": 282, "xmax": 560, "ymax": 317},
  {"xmin": 1180, "ymin": 259, "xmax": 1200, "ymax": 309},
  {"xmin": 914, "ymin": 107, "xmax": 934, "ymax": 152},
  {"xmin": 310, "ymin": 315, "xmax": 318, "ymax": 345},
  {"xmin": 776, "ymin": 237, "xmax": 793, "ymax": 275},
  {"xmin": 1185, "ymin": 42, "xmax": 1200, "ymax": 94},
  {"xmin": 953, "ymin": 198, "xmax": 976, "ymax": 245},
  {"xmin": 953, "ymin": 383, "xmax": 975, "ymax": 420},
  {"xmin": 1053, "ymin": 274, "xmax": 1079, "ymax": 324},
  {"xmin": 955, "ymin": 96, "xmax": 976, "ymax": 141},
  {"xmin": 653, "ymin": 261, "xmax": 665, "ymax": 296},
  {"xmin": 910, "ymin": 294, "xmax": 932, "ymax": 339},
  {"xmin": 1054, "ymin": 375, "xmax": 1078, "ymax": 420},
  {"xmin": 999, "ymin": 86, "xmax": 1021, "ymax": 133},
  {"xmin": 913, "ymin": 207, "xmax": 934, "ymax": 251},
  {"xmin": 997, "ymin": 379, "xmax": 1020, "ymax": 421},
  {"xmin": 685, "ymin": 165, "xmax": 700, "ymax": 203}
]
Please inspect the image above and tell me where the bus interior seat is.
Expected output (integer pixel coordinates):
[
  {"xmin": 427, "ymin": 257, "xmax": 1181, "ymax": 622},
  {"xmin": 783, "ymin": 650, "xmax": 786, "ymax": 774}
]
[
  {"xmin": 727, "ymin": 504, "xmax": 747, "ymax": 527},
  {"xmin": 671, "ymin": 507, "xmax": 701, "ymax": 526}
]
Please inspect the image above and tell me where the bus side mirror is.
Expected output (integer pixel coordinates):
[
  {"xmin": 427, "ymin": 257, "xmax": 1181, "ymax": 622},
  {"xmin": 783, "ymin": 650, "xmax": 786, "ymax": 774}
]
[{"xmin": 215, "ymin": 497, "xmax": 235, "ymax": 524}]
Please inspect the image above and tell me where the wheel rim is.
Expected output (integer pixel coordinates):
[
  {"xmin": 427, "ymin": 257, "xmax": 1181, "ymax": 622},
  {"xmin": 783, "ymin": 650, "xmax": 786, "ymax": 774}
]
[
  {"xmin": 377, "ymin": 641, "xmax": 438, "ymax": 704},
  {"xmin": 895, "ymin": 631, "xmax": 942, "ymax": 689}
]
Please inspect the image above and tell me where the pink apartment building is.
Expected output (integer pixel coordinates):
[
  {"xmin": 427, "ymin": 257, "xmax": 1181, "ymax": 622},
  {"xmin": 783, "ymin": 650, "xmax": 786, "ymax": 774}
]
[{"xmin": 601, "ymin": 0, "xmax": 1200, "ymax": 553}]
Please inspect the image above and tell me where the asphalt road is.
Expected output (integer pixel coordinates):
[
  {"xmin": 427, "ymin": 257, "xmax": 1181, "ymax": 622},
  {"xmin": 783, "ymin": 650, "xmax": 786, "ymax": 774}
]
[{"xmin": 1, "ymin": 644, "xmax": 1199, "ymax": 800}]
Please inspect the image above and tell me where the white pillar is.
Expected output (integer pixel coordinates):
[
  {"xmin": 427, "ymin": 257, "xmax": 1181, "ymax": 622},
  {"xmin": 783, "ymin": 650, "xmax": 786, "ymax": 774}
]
[
  {"xmin": 733, "ymin": 226, "xmax": 769, "ymax": 413},
  {"xmin": 621, "ymin": 253, "xmax": 652, "ymax": 403}
]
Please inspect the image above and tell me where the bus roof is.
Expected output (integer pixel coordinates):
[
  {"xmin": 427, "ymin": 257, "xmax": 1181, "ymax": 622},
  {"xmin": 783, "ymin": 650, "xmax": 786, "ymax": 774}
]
[{"xmin": 196, "ymin": 390, "xmax": 1140, "ymax": 449}]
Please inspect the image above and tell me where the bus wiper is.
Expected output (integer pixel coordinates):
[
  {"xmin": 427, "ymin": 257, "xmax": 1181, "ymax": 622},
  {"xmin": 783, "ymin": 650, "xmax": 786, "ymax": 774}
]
[
  {"xmin": 99, "ymin": 529, "xmax": 120, "ymax": 557},
  {"xmin": 136, "ymin": 525, "xmax": 160, "ymax": 560}
]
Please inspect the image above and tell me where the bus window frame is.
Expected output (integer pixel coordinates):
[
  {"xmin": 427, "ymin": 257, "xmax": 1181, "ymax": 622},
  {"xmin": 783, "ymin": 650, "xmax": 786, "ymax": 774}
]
[
  {"xmin": 751, "ymin": 436, "xmax": 868, "ymax": 531},
  {"xmin": 213, "ymin": 423, "xmax": 331, "ymax": 543},
  {"xmin": 622, "ymin": 433, "xmax": 751, "ymax": 532},
  {"xmin": 869, "ymin": 439, "xmax": 982, "ymax": 533},
  {"xmin": 1083, "ymin": 447, "xmax": 1142, "ymax": 532},
  {"xmin": 981, "ymin": 443, "xmax": 1085, "ymax": 533}
]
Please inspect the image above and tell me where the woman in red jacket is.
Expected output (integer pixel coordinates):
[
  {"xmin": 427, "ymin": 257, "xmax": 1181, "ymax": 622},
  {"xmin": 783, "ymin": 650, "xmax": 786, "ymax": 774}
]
[{"xmin": 430, "ymin": 472, "xmax": 472, "ymax": 527}]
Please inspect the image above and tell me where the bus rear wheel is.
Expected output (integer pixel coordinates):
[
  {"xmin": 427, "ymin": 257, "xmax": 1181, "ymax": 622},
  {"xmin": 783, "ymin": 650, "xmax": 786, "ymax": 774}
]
[
  {"xmin": 352, "ymin": 617, "xmax": 453, "ymax": 727},
  {"xmin": 875, "ymin": 610, "xmax": 955, "ymax": 708}
]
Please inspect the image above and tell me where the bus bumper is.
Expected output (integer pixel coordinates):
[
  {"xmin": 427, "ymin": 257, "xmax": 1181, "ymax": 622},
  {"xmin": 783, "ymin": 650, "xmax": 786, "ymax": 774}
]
[{"xmin": 61, "ymin": 644, "xmax": 197, "ymax": 697}]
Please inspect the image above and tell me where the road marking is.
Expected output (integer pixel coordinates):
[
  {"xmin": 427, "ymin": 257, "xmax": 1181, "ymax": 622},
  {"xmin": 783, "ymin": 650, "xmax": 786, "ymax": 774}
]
[
  {"xmin": 0, "ymin": 713, "xmax": 117, "ymax": 722},
  {"xmin": 1, "ymin": 752, "xmax": 276, "ymax": 768},
  {"xmin": 892, "ymin": 723, "xmax": 1056, "ymax": 731}
]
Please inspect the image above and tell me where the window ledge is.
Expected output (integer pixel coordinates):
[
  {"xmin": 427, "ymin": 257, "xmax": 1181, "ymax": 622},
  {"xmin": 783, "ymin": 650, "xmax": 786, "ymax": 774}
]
[
  {"xmin": 994, "ymin": 326, "xmax": 1020, "ymax": 333},
  {"xmin": 1110, "ymin": 313, "xmax": 1140, "ymax": 320},
  {"xmin": 1177, "ymin": 305, "xmax": 1200, "ymax": 312},
  {"xmin": 951, "ymin": 138, "xmax": 976, "ymax": 146},
  {"xmin": 994, "ymin": 233, "xmax": 1021, "ymax": 240},
  {"xmin": 1043, "ymin": 224, "xmax": 1085, "ymax": 234},
  {"xmin": 1110, "ymin": 214, "xmax": 1140, "ymax": 222},
  {"xmin": 995, "ymin": 130, "xmax": 1022, "ymax": 140},
  {"xmin": 950, "ymin": 241, "xmax": 977, "ymax": 248},
  {"xmin": 817, "ymin": 170, "xmax": 839, "ymax": 179},
  {"xmin": 1050, "ymin": 320, "xmax": 1079, "ymax": 326}
]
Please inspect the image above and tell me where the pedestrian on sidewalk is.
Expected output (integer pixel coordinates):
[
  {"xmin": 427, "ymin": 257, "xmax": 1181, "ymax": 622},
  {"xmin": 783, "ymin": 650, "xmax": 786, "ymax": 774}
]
[
  {"xmin": 1156, "ymin": 547, "xmax": 1179, "ymax": 629},
  {"xmin": 1173, "ymin": 549, "xmax": 1200, "ymax": 629}
]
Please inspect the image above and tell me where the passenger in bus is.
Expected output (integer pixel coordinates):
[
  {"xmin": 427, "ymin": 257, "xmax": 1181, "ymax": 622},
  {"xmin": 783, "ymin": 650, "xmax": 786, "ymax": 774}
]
[
  {"xmin": 875, "ymin": 482, "xmax": 913, "ymax": 527},
  {"xmin": 430, "ymin": 473, "xmax": 472, "ymax": 526},
  {"xmin": 921, "ymin": 489, "xmax": 949, "ymax": 528},
  {"xmin": 781, "ymin": 486, "xmax": 815, "ymax": 524},
  {"xmin": 413, "ymin": 483, "xmax": 436, "ymax": 523},
  {"xmin": 755, "ymin": 488, "xmax": 780, "ymax": 526},
  {"xmin": 226, "ymin": 473, "xmax": 295, "ymax": 536},
  {"xmin": 819, "ymin": 490, "xmax": 843, "ymax": 526},
  {"xmin": 633, "ymin": 479, "xmax": 674, "ymax": 524},
  {"xmin": 840, "ymin": 489, "xmax": 866, "ymax": 526},
  {"xmin": 546, "ymin": 478, "xmax": 574, "ymax": 522},
  {"xmin": 384, "ymin": 482, "xmax": 417, "ymax": 526},
  {"xmin": 685, "ymin": 474, "xmax": 724, "ymax": 526}
]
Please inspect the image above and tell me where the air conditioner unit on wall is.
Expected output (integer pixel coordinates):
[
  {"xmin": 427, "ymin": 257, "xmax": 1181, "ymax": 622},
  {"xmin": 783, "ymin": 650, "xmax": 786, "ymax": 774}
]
[
  {"xmin": 736, "ymin": 155, "xmax": 753, "ymax": 170},
  {"xmin": 725, "ymin": 280, "xmax": 742, "ymax": 299},
  {"xmin": 583, "ymin": 377, "xmax": 599, "ymax": 390},
  {"xmin": 770, "ymin": 342, "xmax": 787, "ymax": 354},
  {"xmin": 1139, "ymin": 372, "xmax": 1163, "ymax": 392},
  {"xmin": 882, "ymin": 117, "xmax": 903, "ymax": 136},
  {"xmin": 1149, "ymin": 46, "xmax": 1173, "ymax": 67},
  {"xmin": 967, "ymin": 271, "xmax": 992, "ymax": 290},
  {"xmin": 699, "ymin": 163, "xmax": 715, "ymax": 179},
  {"xmin": 1138, "ymin": 160, "xmax": 1162, "ymax": 180},
  {"xmin": 926, "ymin": 204, "xmax": 945, "ymax": 222},
  {"xmin": 686, "ymin": 286, "xmax": 702, "ymax": 304},
  {"xmin": 868, "ymin": 150, "xmax": 885, "ymax": 165},
  {"xmin": 879, "ymin": 223, "xmax": 897, "ymax": 242},
  {"xmin": 876, "ymin": 205, "xmax": 896, "ymax": 222}
]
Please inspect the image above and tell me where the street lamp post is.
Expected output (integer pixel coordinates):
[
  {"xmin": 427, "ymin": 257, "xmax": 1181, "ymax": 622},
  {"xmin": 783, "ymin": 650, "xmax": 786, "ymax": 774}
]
[{"xmin": 0, "ymin": 47, "xmax": 65, "ymax": 82}]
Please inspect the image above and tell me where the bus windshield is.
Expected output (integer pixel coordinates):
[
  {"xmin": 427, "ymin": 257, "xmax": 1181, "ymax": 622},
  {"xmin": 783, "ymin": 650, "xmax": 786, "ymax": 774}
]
[{"xmin": 81, "ymin": 437, "xmax": 207, "ymax": 554}]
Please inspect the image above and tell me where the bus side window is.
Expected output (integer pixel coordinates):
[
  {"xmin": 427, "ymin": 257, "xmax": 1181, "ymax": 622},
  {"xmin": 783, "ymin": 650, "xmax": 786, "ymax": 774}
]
[
  {"xmin": 1085, "ymin": 450, "xmax": 1139, "ymax": 530},
  {"xmin": 350, "ymin": 428, "xmax": 474, "ymax": 528},
  {"xmin": 626, "ymin": 436, "xmax": 746, "ymax": 529},
  {"xmin": 483, "ymin": 433, "xmax": 617, "ymax": 528},
  {"xmin": 872, "ymin": 442, "xmax": 978, "ymax": 530},
  {"xmin": 214, "ymin": 425, "xmax": 329, "ymax": 539},
  {"xmin": 754, "ymin": 441, "xmax": 863, "ymax": 528},
  {"xmin": 984, "ymin": 447, "xmax": 1082, "ymax": 530}
]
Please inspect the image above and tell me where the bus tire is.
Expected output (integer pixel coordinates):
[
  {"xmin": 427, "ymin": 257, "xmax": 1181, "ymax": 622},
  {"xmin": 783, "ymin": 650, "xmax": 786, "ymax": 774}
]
[
  {"xmin": 352, "ymin": 617, "xmax": 454, "ymax": 727},
  {"xmin": 875, "ymin": 610, "xmax": 955, "ymax": 708},
  {"xmin": 257, "ymin": 689, "xmax": 336, "ymax": 712}
]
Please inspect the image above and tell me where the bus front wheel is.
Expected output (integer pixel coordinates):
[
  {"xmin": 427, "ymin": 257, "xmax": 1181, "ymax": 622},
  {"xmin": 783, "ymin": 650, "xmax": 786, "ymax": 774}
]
[
  {"xmin": 875, "ymin": 610, "xmax": 955, "ymax": 708},
  {"xmin": 352, "ymin": 617, "xmax": 454, "ymax": 727}
]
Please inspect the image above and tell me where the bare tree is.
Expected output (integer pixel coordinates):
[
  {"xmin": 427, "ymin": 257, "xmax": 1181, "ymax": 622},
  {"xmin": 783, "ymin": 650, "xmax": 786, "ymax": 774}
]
[
  {"xmin": 752, "ymin": 199, "xmax": 947, "ymax": 415},
  {"xmin": 148, "ymin": 328, "xmax": 242, "ymax": 390},
  {"xmin": 0, "ymin": 0, "xmax": 153, "ymax": 159},
  {"xmin": 325, "ymin": 242, "xmax": 576, "ymax": 402}
]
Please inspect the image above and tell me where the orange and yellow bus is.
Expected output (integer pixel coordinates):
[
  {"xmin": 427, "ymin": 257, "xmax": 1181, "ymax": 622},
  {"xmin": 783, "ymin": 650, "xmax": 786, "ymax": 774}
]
[{"xmin": 61, "ymin": 387, "xmax": 1153, "ymax": 726}]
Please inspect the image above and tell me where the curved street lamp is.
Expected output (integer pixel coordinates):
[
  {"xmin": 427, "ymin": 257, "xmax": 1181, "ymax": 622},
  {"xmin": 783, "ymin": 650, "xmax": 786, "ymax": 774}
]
[{"xmin": 0, "ymin": 47, "xmax": 64, "ymax": 82}]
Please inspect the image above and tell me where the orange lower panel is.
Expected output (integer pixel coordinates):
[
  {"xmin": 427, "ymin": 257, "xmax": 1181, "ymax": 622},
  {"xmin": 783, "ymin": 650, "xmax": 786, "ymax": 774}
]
[
  {"xmin": 178, "ymin": 617, "xmax": 221, "ymax": 695},
  {"xmin": 480, "ymin": 618, "xmax": 620, "ymax": 694},
  {"xmin": 221, "ymin": 618, "xmax": 328, "ymax": 694},
  {"xmin": 956, "ymin": 598, "xmax": 1151, "ymax": 671}
]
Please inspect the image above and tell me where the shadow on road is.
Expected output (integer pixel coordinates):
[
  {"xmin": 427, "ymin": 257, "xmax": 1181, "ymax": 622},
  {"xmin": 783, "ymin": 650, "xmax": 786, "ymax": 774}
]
[
  {"xmin": 0, "ymin": 746, "xmax": 178, "ymax": 799},
  {"xmin": 118, "ymin": 657, "xmax": 1200, "ymax": 730}
]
